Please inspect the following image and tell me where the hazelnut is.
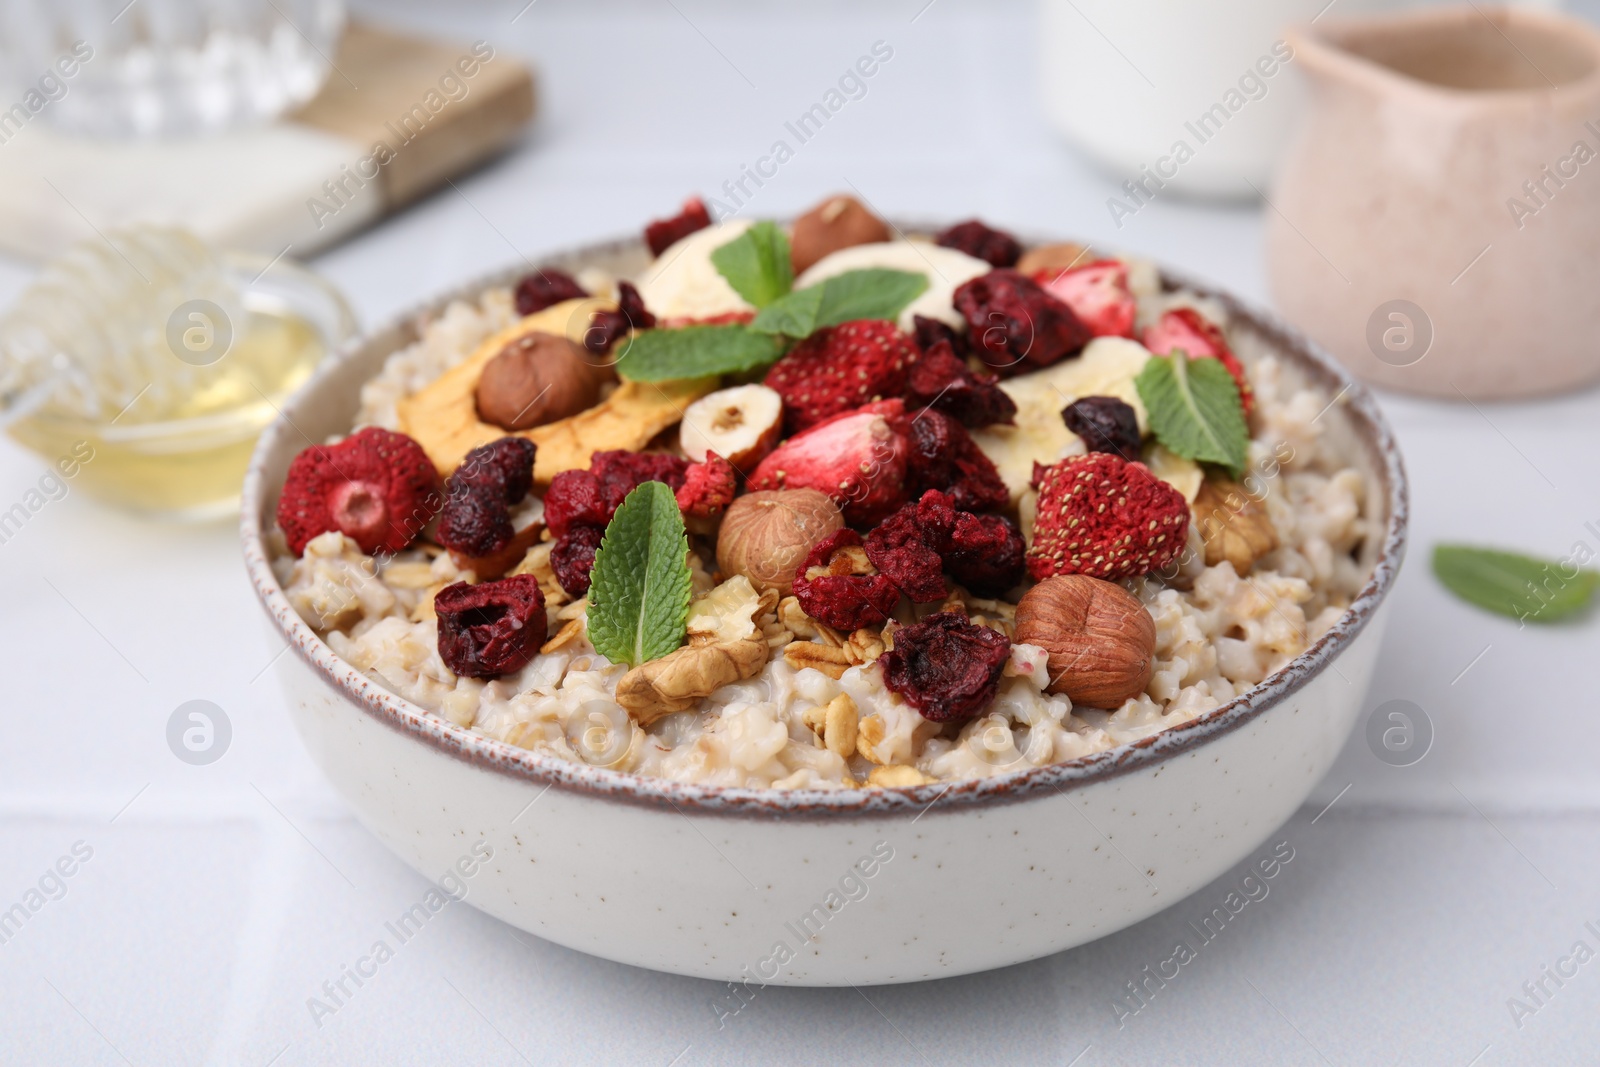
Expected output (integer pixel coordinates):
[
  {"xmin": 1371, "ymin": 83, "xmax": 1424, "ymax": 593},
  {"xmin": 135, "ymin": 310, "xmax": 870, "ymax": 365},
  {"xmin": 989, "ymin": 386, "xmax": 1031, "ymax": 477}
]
[
  {"xmin": 716, "ymin": 489, "xmax": 844, "ymax": 596},
  {"xmin": 790, "ymin": 194, "xmax": 892, "ymax": 275},
  {"xmin": 1016, "ymin": 241, "xmax": 1092, "ymax": 276},
  {"xmin": 680, "ymin": 384, "xmax": 784, "ymax": 469},
  {"xmin": 1013, "ymin": 574, "xmax": 1155, "ymax": 709},
  {"xmin": 475, "ymin": 331, "xmax": 613, "ymax": 431}
]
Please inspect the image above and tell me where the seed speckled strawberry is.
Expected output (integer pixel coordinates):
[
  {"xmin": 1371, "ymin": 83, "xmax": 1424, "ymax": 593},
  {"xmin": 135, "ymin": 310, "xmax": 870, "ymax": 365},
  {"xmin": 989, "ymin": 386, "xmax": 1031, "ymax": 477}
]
[
  {"xmin": 1026, "ymin": 454, "xmax": 1189, "ymax": 581},
  {"xmin": 763, "ymin": 319, "xmax": 916, "ymax": 434}
]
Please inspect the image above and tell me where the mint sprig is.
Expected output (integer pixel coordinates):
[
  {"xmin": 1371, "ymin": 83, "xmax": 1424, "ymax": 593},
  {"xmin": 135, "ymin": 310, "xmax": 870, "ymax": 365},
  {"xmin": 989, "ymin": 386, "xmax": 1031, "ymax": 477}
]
[
  {"xmin": 614, "ymin": 323, "xmax": 785, "ymax": 382},
  {"xmin": 1134, "ymin": 352, "xmax": 1249, "ymax": 476},
  {"xmin": 1433, "ymin": 545, "xmax": 1599, "ymax": 623},
  {"xmin": 710, "ymin": 222, "xmax": 792, "ymax": 308},
  {"xmin": 586, "ymin": 481, "xmax": 693, "ymax": 667},
  {"xmin": 750, "ymin": 268, "xmax": 928, "ymax": 338}
]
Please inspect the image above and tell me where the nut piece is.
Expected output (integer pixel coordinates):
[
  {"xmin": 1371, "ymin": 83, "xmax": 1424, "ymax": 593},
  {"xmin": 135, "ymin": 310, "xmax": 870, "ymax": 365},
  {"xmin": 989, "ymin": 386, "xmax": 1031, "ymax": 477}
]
[
  {"xmin": 868, "ymin": 765, "xmax": 937, "ymax": 788},
  {"xmin": 716, "ymin": 489, "xmax": 845, "ymax": 596},
  {"xmin": 1015, "ymin": 241, "xmax": 1092, "ymax": 276},
  {"xmin": 615, "ymin": 636, "xmax": 769, "ymax": 725},
  {"xmin": 680, "ymin": 384, "xmax": 784, "ymax": 468},
  {"xmin": 1013, "ymin": 574, "xmax": 1155, "ymax": 709},
  {"xmin": 782, "ymin": 640, "xmax": 852, "ymax": 679},
  {"xmin": 803, "ymin": 693, "xmax": 859, "ymax": 759},
  {"xmin": 790, "ymin": 194, "xmax": 892, "ymax": 275},
  {"xmin": 476, "ymin": 331, "xmax": 612, "ymax": 431},
  {"xmin": 1192, "ymin": 477, "xmax": 1279, "ymax": 576}
]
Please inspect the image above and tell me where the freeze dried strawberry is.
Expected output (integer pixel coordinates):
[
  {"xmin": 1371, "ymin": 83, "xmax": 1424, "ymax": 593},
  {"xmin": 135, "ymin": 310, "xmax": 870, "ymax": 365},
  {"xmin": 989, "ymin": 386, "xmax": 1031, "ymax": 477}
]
[
  {"xmin": 864, "ymin": 496, "xmax": 950, "ymax": 604},
  {"xmin": 1141, "ymin": 308, "xmax": 1253, "ymax": 415},
  {"xmin": 912, "ymin": 314, "xmax": 970, "ymax": 360},
  {"xmin": 953, "ymin": 270, "xmax": 1092, "ymax": 375},
  {"xmin": 514, "ymin": 269, "xmax": 588, "ymax": 316},
  {"xmin": 904, "ymin": 340, "xmax": 1017, "ymax": 429},
  {"xmin": 881, "ymin": 611, "xmax": 1010, "ymax": 723},
  {"xmin": 792, "ymin": 530, "xmax": 901, "ymax": 632},
  {"xmin": 945, "ymin": 510, "xmax": 1025, "ymax": 598},
  {"xmin": 748, "ymin": 399, "xmax": 910, "ymax": 527},
  {"xmin": 763, "ymin": 319, "xmax": 917, "ymax": 434},
  {"xmin": 586, "ymin": 281, "xmax": 656, "ymax": 356},
  {"xmin": 1027, "ymin": 454, "xmax": 1189, "ymax": 581},
  {"xmin": 676, "ymin": 452, "xmax": 737, "ymax": 519},
  {"xmin": 658, "ymin": 310, "xmax": 756, "ymax": 329},
  {"xmin": 1061, "ymin": 396, "xmax": 1141, "ymax": 461},
  {"xmin": 644, "ymin": 197, "xmax": 712, "ymax": 257},
  {"xmin": 551, "ymin": 525, "xmax": 605, "ymax": 596},
  {"xmin": 934, "ymin": 220, "xmax": 1022, "ymax": 269},
  {"xmin": 1035, "ymin": 260, "xmax": 1136, "ymax": 339},
  {"xmin": 277, "ymin": 427, "xmax": 442, "ymax": 557},
  {"xmin": 906, "ymin": 409, "xmax": 1009, "ymax": 513},
  {"xmin": 545, "ymin": 450, "xmax": 691, "ymax": 538},
  {"xmin": 435, "ymin": 574, "xmax": 547, "ymax": 678}
]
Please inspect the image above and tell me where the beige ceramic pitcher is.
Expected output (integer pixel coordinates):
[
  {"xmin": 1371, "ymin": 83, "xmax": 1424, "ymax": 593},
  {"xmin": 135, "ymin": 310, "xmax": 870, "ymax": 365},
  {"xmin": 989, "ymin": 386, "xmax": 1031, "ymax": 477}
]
[{"xmin": 1267, "ymin": 5, "xmax": 1600, "ymax": 398}]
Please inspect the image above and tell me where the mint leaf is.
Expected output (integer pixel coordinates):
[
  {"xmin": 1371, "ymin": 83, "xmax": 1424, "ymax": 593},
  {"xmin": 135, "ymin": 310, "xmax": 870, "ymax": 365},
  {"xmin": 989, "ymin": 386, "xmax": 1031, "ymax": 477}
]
[
  {"xmin": 1134, "ymin": 352, "xmax": 1249, "ymax": 476},
  {"xmin": 750, "ymin": 269, "xmax": 929, "ymax": 338},
  {"xmin": 1432, "ymin": 545, "xmax": 1599, "ymax": 623},
  {"xmin": 614, "ymin": 324, "xmax": 785, "ymax": 382},
  {"xmin": 586, "ymin": 482, "xmax": 693, "ymax": 667},
  {"xmin": 710, "ymin": 221, "xmax": 792, "ymax": 308}
]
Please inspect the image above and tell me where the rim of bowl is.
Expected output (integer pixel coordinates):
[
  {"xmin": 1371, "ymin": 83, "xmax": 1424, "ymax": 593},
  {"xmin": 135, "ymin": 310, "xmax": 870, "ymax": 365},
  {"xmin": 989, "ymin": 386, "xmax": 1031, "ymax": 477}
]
[{"xmin": 241, "ymin": 231, "xmax": 1409, "ymax": 821}]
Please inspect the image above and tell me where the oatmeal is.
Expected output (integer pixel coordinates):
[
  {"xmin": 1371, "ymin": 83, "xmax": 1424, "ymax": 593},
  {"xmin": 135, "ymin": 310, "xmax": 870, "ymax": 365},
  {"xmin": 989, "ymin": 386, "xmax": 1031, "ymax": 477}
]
[{"xmin": 268, "ymin": 196, "xmax": 1373, "ymax": 790}]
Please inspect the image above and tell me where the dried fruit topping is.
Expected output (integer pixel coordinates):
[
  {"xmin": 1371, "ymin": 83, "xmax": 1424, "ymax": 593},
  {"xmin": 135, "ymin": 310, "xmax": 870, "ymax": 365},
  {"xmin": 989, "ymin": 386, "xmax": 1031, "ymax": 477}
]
[
  {"xmin": 748, "ymin": 399, "xmax": 910, "ymax": 527},
  {"xmin": 1014, "ymin": 574, "xmax": 1155, "ymax": 709},
  {"xmin": 586, "ymin": 281, "xmax": 656, "ymax": 356},
  {"xmin": 792, "ymin": 529, "xmax": 901, "ymax": 632},
  {"xmin": 513, "ymin": 269, "xmax": 588, "ymax": 316},
  {"xmin": 904, "ymin": 339, "xmax": 1017, "ymax": 429},
  {"xmin": 906, "ymin": 408, "xmax": 1009, "ymax": 513},
  {"xmin": 864, "ymin": 496, "xmax": 949, "ymax": 604},
  {"xmin": 644, "ymin": 197, "xmax": 712, "ymax": 257},
  {"xmin": 277, "ymin": 427, "xmax": 442, "ymax": 557},
  {"xmin": 675, "ymin": 452, "xmax": 737, "ymax": 520},
  {"xmin": 880, "ymin": 611, "xmax": 1010, "ymax": 723},
  {"xmin": 436, "ymin": 438, "xmax": 537, "ymax": 558},
  {"xmin": 680, "ymin": 384, "xmax": 784, "ymax": 470},
  {"xmin": 716, "ymin": 489, "xmax": 844, "ymax": 596},
  {"xmin": 1027, "ymin": 453, "xmax": 1189, "ymax": 581},
  {"xmin": 551, "ymin": 524, "xmax": 605, "ymax": 596},
  {"xmin": 436, "ymin": 491, "xmax": 514, "ymax": 558},
  {"xmin": 593, "ymin": 449, "xmax": 690, "ymax": 496},
  {"xmin": 476, "ymin": 330, "xmax": 613, "ymax": 431},
  {"xmin": 763, "ymin": 319, "xmax": 917, "ymax": 434},
  {"xmin": 453, "ymin": 436, "xmax": 537, "ymax": 501},
  {"xmin": 934, "ymin": 219, "xmax": 1022, "ymax": 269},
  {"xmin": 435, "ymin": 574, "xmax": 548, "ymax": 678},
  {"xmin": 912, "ymin": 313, "xmax": 970, "ymax": 360},
  {"xmin": 546, "ymin": 449, "xmax": 691, "ymax": 539},
  {"xmin": 1035, "ymin": 260, "xmax": 1137, "ymax": 339},
  {"xmin": 945, "ymin": 509, "xmax": 1026, "ymax": 598},
  {"xmin": 790, "ymin": 194, "xmax": 892, "ymax": 275},
  {"xmin": 1061, "ymin": 395, "xmax": 1141, "ymax": 461},
  {"xmin": 1141, "ymin": 308, "xmax": 1253, "ymax": 415},
  {"xmin": 1016, "ymin": 241, "xmax": 1091, "ymax": 276},
  {"xmin": 953, "ymin": 270, "xmax": 1092, "ymax": 375}
]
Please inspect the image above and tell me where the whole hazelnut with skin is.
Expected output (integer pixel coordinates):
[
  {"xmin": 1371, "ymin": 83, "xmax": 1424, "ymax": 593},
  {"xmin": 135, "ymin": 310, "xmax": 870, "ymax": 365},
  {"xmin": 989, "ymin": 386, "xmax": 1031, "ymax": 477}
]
[
  {"xmin": 1013, "ymin": 574, "xmax": 1155, "ymax": 709},
  {"xmin": 1016, "ymin": 241, "xmax": 1092, "ymax": 276},
  {"xmin": 716, "ymin": 489, "xmax": 844, "ymax": 596},
  {"xmin": 790, "ymin": 195, "xmax": 892, "ymax": 275},
  {"xmin": 475, "ymin": 331, "xmax": 613, "ymax": 431}
]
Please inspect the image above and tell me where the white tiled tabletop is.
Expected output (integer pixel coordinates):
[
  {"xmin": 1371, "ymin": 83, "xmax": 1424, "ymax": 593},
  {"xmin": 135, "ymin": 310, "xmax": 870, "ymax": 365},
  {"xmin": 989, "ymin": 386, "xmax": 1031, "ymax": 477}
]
[{"xmin": 2, "ymin": 2, "xmax": 1598, "ymax": 1063}]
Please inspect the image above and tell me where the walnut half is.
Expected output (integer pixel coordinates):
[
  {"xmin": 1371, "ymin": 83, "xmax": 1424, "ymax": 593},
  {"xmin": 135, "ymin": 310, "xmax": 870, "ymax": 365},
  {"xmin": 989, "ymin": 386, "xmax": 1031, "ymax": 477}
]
[
  {"xmin": 1192, "ymin": 477, "xmax": 1279, "ymax": 576},
  {"xmin": 615, "ymin": 636, "xmax": 769, "ymax": 726}
]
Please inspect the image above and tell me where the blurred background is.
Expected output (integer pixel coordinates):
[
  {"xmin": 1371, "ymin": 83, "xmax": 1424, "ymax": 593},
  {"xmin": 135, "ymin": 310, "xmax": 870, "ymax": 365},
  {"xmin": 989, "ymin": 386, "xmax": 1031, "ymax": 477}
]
[{"xmin": 1, "ymin": 1, "xmax": 1598, "ymax": 1064}]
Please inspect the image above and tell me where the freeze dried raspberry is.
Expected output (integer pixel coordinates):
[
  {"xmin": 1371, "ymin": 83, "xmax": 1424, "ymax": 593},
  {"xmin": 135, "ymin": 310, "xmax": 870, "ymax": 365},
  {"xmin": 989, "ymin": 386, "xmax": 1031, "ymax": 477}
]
[
  {"xmin": 645, "ymin": 197, "xmax": 712, "ymax": 257},
  {"xmin": 945, "ymin": 510, "xmax": 1025, "ymax": 598},
  {"xmin": 880, "ymin": 611, "xmax": 1010, "ymax": 723},
  {"xmin": 514, "ymin": 269, "xmax": 588, "ymax": 316},
  {"xmin": 912, "ymin": 314, "xmax": 970, "ymax": 360},
  {"xmin": 435, "ymin": 574, "xmax": 548, "ymax": 678},
  {"xmin": 953, "ymin": 270, "xmax": 1092, "ymax": 376},
  {"xmin": 586, "ymin": 281, "xmax": 656, "ymax": 356},
  {"xmin": 904, "ymin": 340, "xmax": 1017, "ymax": 429},
  {"xmin": 1141, "ymin": 307, "xmax": 1253, "ymax": 415},
  {"xmin": 934, "ymin": 220, "xmax": 1022, "ymax": 269},
  {"xmin": 764, "ymin": 319, "xmax": 917, "ymax": 434},
  {"xmin": 907, "ymin": 409, "xmax": 1009, "ymax": 513},
  {"xmin": 544, "ymin": 450, "xmax": 690, "ymax": 538},
  {"xmin": 675, "ymin": 452, "xmax": 736, "ymax": 519},
  {"xmin": 792, "ymin": 530, "xmax": 901, "ymax": 632},
  {"xmin": 1061, "ymin": 396, "xmax": 1141, "ymax": 461},
  {"xmin": 277, "ymin": 427, "xmax": 442, "ymax": 557},
  {"xmin": 551, "ymin": 525, "xmax": 605, "ymax": 596},
  {"xmin": 864, "ymin": 496, "xmax": 950, "ymax": 604},
  {"xmin": 543, "ymin": 469, "xmax": 610, "ymax": 538},
  {"xmin": 1027, "ymin": 454, "xmax": 1189, "ymax": 581}
]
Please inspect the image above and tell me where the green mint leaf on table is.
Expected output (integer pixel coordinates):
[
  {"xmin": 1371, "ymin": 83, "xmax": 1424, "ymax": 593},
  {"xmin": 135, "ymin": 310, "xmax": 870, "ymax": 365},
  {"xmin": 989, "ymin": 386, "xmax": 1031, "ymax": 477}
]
[
  {"xmin": 749, "ymin": 269, "xmax": 929, "ymax": 338},
  {"xmin": 1432, "ymin": 545, "xmax": 1599, "ymax": 623},
  {"xmin": 1134, "ymin": 351, "xmax": 1249, "ymax": 477},
  {"xmin": 586, "ymin": 481, "xmax": 693, "ymax": 668},
  {"xmin": 710, "ymin": 221, "xmax": 793, "ymax": 308},
  {"xmin": 614, "ymin": 323, "xmax": 785, "ymax": 382}
]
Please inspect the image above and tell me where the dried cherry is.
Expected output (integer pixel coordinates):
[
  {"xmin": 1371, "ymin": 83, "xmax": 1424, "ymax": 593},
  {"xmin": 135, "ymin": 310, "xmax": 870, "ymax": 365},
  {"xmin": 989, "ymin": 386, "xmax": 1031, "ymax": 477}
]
[
  {"xmin": 880, "ymin": 611, "xmax": 1010, "ymax": 723},
  {"xmin": 435, "ymin": 574, "xmax": 547, "ymax": 678}
]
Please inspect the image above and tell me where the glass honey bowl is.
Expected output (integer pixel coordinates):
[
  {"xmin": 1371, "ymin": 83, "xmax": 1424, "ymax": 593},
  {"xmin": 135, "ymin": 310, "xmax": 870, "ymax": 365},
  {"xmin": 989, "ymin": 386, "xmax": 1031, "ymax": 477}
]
[{"xmin": 1, "ymin": 227, "xmax": 356, "ymax": 519}]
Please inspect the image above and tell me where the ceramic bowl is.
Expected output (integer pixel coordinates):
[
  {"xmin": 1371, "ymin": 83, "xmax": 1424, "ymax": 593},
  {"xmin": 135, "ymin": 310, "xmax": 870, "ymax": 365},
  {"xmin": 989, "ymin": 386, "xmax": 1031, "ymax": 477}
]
[{"xmin": 242, "ymin": 234, "xmax": 1407, "ymax": 987}]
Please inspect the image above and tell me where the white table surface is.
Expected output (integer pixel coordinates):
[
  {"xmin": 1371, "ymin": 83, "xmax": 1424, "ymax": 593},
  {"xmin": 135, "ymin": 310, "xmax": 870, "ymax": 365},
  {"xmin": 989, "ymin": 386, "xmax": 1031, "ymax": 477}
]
[{"xmin": 3, "ymin": 2, "xmax": 1599, "ymax": 1063}]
